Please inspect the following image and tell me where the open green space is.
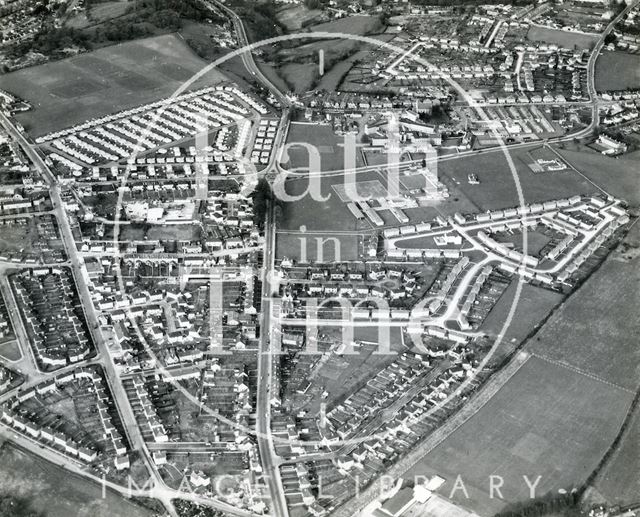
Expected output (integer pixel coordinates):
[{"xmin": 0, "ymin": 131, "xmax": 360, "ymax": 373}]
[
  {"xmin": 480, "ymin": 280, "xmax": 564, "ymax": 364},
  {"xmin": 0, "ymin": 340, "xmax": 21, "ymax": 362},
  {"xmin": 285, "ymin": 122, "xmax": 360, "ymax": 172},
  {"xmin": 0, "ymin": 34, "xmax": 225, "ymax": 138},
  {"xmin": 526, "ymin": 25, "xmax": 598, "ymax": 50},
  {"xmin": 555, "ymin": 146, "xmax": 640, "ymax": 205},
  {"xmin": 0, "ymin": 443, "xmax": 155, "ymax": 517},
  {"xmin": 276, "ymin": 231, "xmax": 362, "ymax": 261},
  {"xmin": 529, "ymin": 223, "xmax": 640, "ymax": 392},
  {"xmin": 269, "ymin": 16, "xmax": 385, "ymax": 93},
  {"xmin": 403, "ymin": 355, "xmax": 634, "ymax": 517},
  {"xmin": 595, "ymin": 51, "xmax": 640, "ymax": 92},
  {"xmin": 439, "ymin": 147, "xmax": 596, "ymax": 212},
  {"xmin": 592, "ymin": 398, "xmax": 640, "ymax": 506}
]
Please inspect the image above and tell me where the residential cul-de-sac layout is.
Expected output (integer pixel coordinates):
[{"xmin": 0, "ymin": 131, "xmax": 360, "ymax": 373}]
[{"xmin": 0, "ymin": 1, "xmax": 638, "ymax": 517}]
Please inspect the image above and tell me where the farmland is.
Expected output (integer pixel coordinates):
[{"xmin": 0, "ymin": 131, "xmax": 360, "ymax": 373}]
[
  {"xmin": 402, "ymin": 355, "xmax": 634, "ymax": 517},
  {"xmin": 592, "ymin": 399, "xmax": 640, "ymax": 506},
  {"xmin": 0, "ymin": 34, "xmax": 225, "ymax": 138},
  {"xmin": 595, "ymin": 51, "xmax": 640, "ymax": 92},
  {"xmin": 479, "ymin": 280, "xmax": 563, "ymax": 362},
  {"xmin": 0, "ymin": 443, "xmax": 155, "ymax": 517},
  {"xmin": 529, "ymin": 222, "xmax": 640, "ymax": 392}
]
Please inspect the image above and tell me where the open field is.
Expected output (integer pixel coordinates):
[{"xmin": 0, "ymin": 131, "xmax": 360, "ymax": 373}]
[
  {"xmin": 276, "ymin": 4, "xmax": 324, "ymax": 31},
  {"xmin": 279, "ymin": 62, "xmax": 318, "ymax": 93},
  {"xmin": 276, "ymin": 231, "xmax": 362, "ymax": 261},
  {"xmin": 0, "ymin": 34, "xmax": 225, "ymax": 138},
  {"xmin": 526, "ymin": 25, "xmax": 598, "ymax": 50},
  {"xmin": 403, "ymin": 355, "xmax": 634, "ymax": 517},
  {"xmin": 480, "ymin": 281, "xmax": 563, "ymax": 362},
  {"xmin": 592, "ymin": 398, "xmax": 640, "ymax": 506},
  {"xmin": 0, "ymin": 443, "xmax": 155, "ymax": 517},
  {"xmin": 595, "ymin": 51, "xmax": 640, "ymax": 91},
  {"xmin": 317, "ymin": 327, "xmax": 404, "ymax": 409},
  {"xmin": 285, "ymin": 122, "xmax": 358, "ymax": 172},
  {"xmin": 439, "ymin": 147, "xmax": 597, "ymax": 211},
  {"xmin": 0, "ymin": 339, "xmax": 21, "ymax": 361},
  {"xmin": 529, "ymin": 222, "xmax": 640, "ymax": 392},
  {"xmin": 555, "ymin": 146, "xmax": 640, "ymax": 205},
  {"xmin": 271, "ymin": 16, "xmax": 385, "ymax": 92}
]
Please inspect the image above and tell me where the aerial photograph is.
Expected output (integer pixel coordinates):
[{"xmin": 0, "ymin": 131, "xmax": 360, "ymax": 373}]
[{"xmin": 0, "ymin": 0, "xmax": 638, "ymax": 516}]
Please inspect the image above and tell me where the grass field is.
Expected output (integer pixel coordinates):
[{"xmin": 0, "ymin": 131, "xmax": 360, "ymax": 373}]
[
  {"xmin": 0, "ymin": 34, "xmax": 225, "ymax": 137},
  {"xmin": 595, "ymin": 51, "xmax": 640, "ymax": 92},
  {"xmin": 403, "ymin": 355, "xmax": 634, "ymax": 517},
  {"xmin": 526, "ymin": 25, "xmax": 598, "ymax": 50},
  {"xmin": 276, "ymin": 231, "xmax": 362, "ymax": 261},
  {"xmin": 0, "ymin": 340, "xmax": 21, "ymax": 361},
  {"xmin": 529, "ymin": 222, "xmax": 640, "ymax": 392},
  {"xmin": 592, "ymin": 399, "xmax": 640, "ymax": 506},
  {"xmin": 285, "ymin": 122, "xmax": 356, "ymax": 172},
  {"xmin": 480, "ymin": 281, "xmax": 563, "ymax": 360},
  {"xmin": 555, "ymin": 146, "xmax": 640, "ymax": 205},
  {"xmin": 0, "ymin": 443, "xmax": 155, "ymax": 517},
  {"xmin": 276, "ymin": 4, "xmax": 324, "ymax": 31},
  {"xmin": 439, "ymin": 147, "xmax": 597, "ymax": 212}
]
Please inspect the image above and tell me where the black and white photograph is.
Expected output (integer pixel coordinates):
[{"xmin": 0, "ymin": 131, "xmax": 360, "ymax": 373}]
[{"xmin": 0, "ymin": 0, "xmax": 638, "ymax": 516}]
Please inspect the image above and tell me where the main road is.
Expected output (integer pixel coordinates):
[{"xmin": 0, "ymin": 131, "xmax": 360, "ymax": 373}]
[{"xmin": 201, "ymin": 2, "xmax": 292, "ymax": 515}]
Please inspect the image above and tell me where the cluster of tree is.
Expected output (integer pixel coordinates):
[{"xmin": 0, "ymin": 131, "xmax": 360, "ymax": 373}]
[
  {"xmin": 233, "ymin": 0, "xmax": 285, "ymax": 41},
  {"xmin": 174, "ymin": 499, "xmax": 226, "ymax": 517},
  {"xmin": 0, "ymin": 493, "xmax": 46, "ymax": 517},
  {"xmin": 131, "ymin": 0, "xmax": 224, "ymax": 24},
  {"xmin": 304, "ymin": 0, "xmax": 324, "ymax": 10},
  {"xmin": 8, "ymin": 0, "xmax": 226, "ymax": 60},
  {"xmin": 9, "ymin": 26, "xmax": 89, "ymax": 57},
  {"xmin": 495, "ymin": 492, "xmax": 583, "ymax": 517},
  {"xmin": 251, "ymin": 177, "xmax": 283, "ymax": 229}
]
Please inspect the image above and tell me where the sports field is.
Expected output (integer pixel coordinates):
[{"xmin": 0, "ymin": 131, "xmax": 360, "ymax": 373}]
[
  {"xmin": 526, "ymin": 25, "xmax": 598, "ymax": 50},
  {"xmin": 555, "ymin": 146, "xmax": 640, "ymax": 205},
  {"xmin": 0, "ymin": 34, "xmax": 225, "ymax": 137},
  {"xmin": 595, "ymin": 51, "xmax": 640, "ymax": 92},
  {"xmin": 0, "ymin": 443, "xmax": 155, "ymax": 517},
  {"xmin": 403, "ymin": 355, "xmax": 634, "ymax": 516},
  {"xmin": 278, "ymin": 167, "xmax": 383, "ymax": 232},
  {"xmin": 285, "ymin": 123, "xmax": 360, "ymax": 172},
  {"xmin": 439, "ymin": 147, "xmax": 596, "ymax": 212},
  {"xmin": 276, "ymin": 231, "xmax": 362, "ymax": 261}
]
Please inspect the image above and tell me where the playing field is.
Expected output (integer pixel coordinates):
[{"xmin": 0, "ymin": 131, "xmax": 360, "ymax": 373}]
[
  {"xmin": 332, "ymin": 179, "xmax": 388, "ymax": 201},
  {"xmin": 526, "ymin": 25, "xmax": 597, "ymax": 50},
  {"xmin": 555, "ymin": 146, "xmax": 640, "ymax": 205},
  {"xmin": 0, "ymin": 443, "xmax": 155, "ymax": 517},
  {"xmin": 595, "ymin": 51, "xmax": 640, "ymax": 92},
  {"xmin": 0, "ymin": 34, "xmax": 225, "ymax": 137},
  {"xmin": 285, "ymin": 122, "xmax": 360, "ymax": 172},
  {"xmin": 403, "ymin": 355, "xmax": 634, "ymax": 516},
  {"xmin": 439, "ymin": 147, "xmax": 596, "ymax": 212},
  {"xmin": 278, "ymin": 168, "xmax": 383, "ymax": 232},
  {"xmin": 276, "ymin": 231, "xmax": 362, "ymax": 261}
]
